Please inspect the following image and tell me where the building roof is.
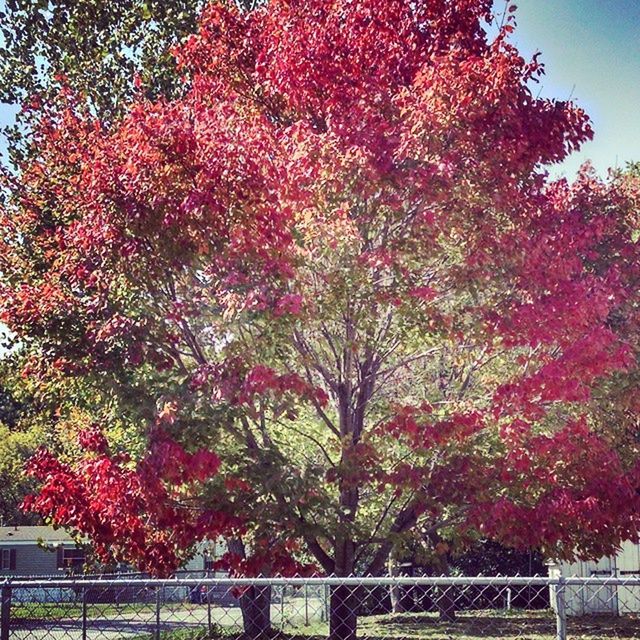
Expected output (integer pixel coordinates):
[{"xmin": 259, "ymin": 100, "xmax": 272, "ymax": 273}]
[{"xmin": 0, "ymin": 526, "xmax": 75, "ymax": 544}]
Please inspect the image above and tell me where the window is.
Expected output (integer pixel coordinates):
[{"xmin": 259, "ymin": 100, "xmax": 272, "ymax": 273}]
[
  {"xmin": 57, "ymin": 546, "xmax": 85, "ymax": 570},
  {"xmin": 203, "ymin": 547, "xmax": 217, "ymax": 571},
  {"xmin": 63, "ymin": 547, "xmax": 85, "ymax": 569},
  {"xmin": 1, "ymin": 549, "xmax": 16, "ymax": 571}
]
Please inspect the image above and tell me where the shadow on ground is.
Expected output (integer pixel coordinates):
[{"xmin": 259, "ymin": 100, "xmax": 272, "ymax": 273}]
[{"xmin": 357, "ymin": 610, "xmax": 640, "ymax": 639}]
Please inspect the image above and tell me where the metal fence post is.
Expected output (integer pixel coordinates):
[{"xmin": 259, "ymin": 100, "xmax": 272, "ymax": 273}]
[
  {"xmin": 81, "ymin": 586, "xmax": 88, "ymax": 640},
  {"xmin": 155, "ymin": 586, "xmax": 161, "ymax": 640},
  {"xmin": 304, "ymin": 584, "xmax": 309, "ymax": 626},
  {"xmin": 207, "ymin": 584, "xmax": 212, "ymax": 636},
  {"xmin": 554, "ymin": 576, "xmax": 567, "ymax": 640},
  {"xmin": 324, "ymin": 584, "xmax": 330, "ymax": 622},
  {"xmin": 0, "ymin": 583, "xmax": 11, "ymax": 640}
]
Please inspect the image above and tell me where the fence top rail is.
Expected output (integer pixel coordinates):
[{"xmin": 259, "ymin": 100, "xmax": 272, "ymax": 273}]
[{"xmin": 4, "ymin": 575, "xmax": 640, "ymax": 588}]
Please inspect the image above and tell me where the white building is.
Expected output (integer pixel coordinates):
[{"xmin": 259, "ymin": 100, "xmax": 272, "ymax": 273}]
[
  {"xmin": 182, "ymin": 539, "xmax": 227, "ymax": 574},
  {"xmin": 0, "ymin": 526, "xmax": 84, "ymax": 577},
  {"xmin": 548, "ymin": 540, "xmax": 640, "ymax": 615}
]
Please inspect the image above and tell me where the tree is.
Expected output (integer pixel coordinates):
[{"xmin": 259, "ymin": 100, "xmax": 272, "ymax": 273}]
[
  {"xmin": 0, "ymin": 0, "xmax": 265, "ymax": 108},
  {"xmin": 452, "ymin": 540, "xmax": 546, "ymax": 578},
  {"xmin": 0, "ymin": 0, "xmax": 264, "ymax": 166},
  {"xmin": 2, "ymin": 1, "xmax": 640, "ymax": 638},
  {"xmin": 0, "ymin": 360, "xmax": 43, "ymax": 525},
  {"xmin": 0, "ymin": 420, "xmax": 41, "ymax": 525}
]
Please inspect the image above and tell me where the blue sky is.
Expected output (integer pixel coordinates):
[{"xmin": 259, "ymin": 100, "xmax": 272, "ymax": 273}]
[
  {"xmin": 500, "ymin": 0, "xmax": 640, "ymax": 178},
  {"xmin": 1, "ymin": 0, "xmax": 639, "ymax": 178}
]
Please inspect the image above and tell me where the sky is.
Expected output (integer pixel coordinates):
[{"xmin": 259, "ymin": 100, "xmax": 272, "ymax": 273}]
[
  {"xmin": 0, "ymin": 0, "xmax": 639, "ymax": 178},
  {"xmin": 500, "ymin": 0, "xmax": 640, "ymax": 178}
]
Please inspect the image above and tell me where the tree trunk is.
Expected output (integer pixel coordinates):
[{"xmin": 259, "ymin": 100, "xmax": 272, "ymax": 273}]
[
  {"xmin": 227, "ymin": 538, "xmax": 272, "ymax": 636},
  {"xmin": 426, "ymin": 532, "xmax": 457, "ymax": 622},
  {"xmin": 329, "ymin": 531, "xmax": 358, "ymax": 640},
  {"xmin": 328, "ymin": 377, "xmax": 366, "ymax": 640},
  {"xmin": 436, "ymin": 586, "xmax": 456, "ymax": 622},
  {"xmin": 388, "ymin": 554, "xmax": 404, "ymax": 614},
  {"xmin": 239, "ymin": 584, "xmax": 272, "ymax": 637},
  {"xmin": 388, "ymin": 554, "xmax": 413, "ymax": 613},
  {"xmin": 329, "ymin": 584, "xmax": 358, "ymax": 640}
]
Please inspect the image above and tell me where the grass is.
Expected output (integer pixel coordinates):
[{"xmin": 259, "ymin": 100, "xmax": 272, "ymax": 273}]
[
  {"xmin": 11, "ymin": 601, "xmax": 154, "ymax": 620},
  {"xmin": 359, "ymin": 609, "xmax": 640, "ymax": 639},
  {"xmin": 13, "ymin": 604, "xmax": 640, "ymax": 639},
  {"xmin": 117, "ymin": 609, "xmax": 640, "ymax": 640}
]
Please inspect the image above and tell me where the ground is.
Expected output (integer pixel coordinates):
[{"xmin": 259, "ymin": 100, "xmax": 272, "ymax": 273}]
[
  {"xmin": 359, "ymin": 610, "xmax": 640, "ymax": 639},
  {"xmin": 8, "ymin": 606, "xmax": 640, "ymax": 640}
]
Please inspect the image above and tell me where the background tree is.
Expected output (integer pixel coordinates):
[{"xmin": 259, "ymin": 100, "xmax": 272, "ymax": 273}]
[
  {"xmin": 0, "ymin": 358, "xmax": 40, "ymax": 525},
  {"xmin": 452, "ymin": 541, "xmax": 545, "ymax": 578},
  {"xmin": 0, "ymin": 0, "xmax": 264, "ymax": 165},
  {"xmin": 0, "ymin": 351, "xmax": 152, "ymax": 526},
  {"xmin": 2, "ymin": 1, "xmax": 640, "ymax": 639}
]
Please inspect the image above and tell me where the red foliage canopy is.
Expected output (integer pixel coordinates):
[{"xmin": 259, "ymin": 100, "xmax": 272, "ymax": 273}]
[{"xmin": 3, "ymin": 0, "xmax": 640, "ymax": 576}]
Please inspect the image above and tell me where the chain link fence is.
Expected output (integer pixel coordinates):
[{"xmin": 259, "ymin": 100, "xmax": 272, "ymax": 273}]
[{"xmin": 2, "ymin": 575, "xmax": 640, "ymax": 640}]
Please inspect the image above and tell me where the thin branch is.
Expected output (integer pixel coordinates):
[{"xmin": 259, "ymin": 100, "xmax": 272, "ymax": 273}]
[{"xmin": 276, "ymin": 420, "xmax": 337, "ymax": 468}]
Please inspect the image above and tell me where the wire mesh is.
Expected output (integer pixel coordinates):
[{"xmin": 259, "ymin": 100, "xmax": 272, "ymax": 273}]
[{"xmin": 2, "ymin": 575, "xmax": 640, "ymax": 640}]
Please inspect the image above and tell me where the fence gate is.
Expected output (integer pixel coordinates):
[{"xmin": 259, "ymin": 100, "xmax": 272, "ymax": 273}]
[
  {"xmin": 616, "ymin": 542, "xmax": 640, "ymax": 614},
  {"xmin": 578, "ymin": 556, "xmax": 617, "ymax": 615}
]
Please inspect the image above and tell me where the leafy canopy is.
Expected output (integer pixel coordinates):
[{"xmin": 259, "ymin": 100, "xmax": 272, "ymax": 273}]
[{"xmin": 2, "ymin": 0, "xmax": 640, "ymax": 578}]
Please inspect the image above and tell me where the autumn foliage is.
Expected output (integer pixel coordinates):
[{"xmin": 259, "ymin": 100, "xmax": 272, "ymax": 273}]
[
  {"xmin": 23, "ymin": 427, "xmax": 231, "ymax": 576},
  {"xmin": 2, "ymin": 0, "xmax": 640, "ymax": 600}
]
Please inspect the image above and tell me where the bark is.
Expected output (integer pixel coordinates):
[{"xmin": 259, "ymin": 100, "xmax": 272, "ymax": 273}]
[
  {"xmin": 328, "ymin": 369, "xmax": 361, "ymax": 640},
  {"xmin": 388, "ymin": 554, "xmax": 404, "ymax": 614},
  {"xmin": 388, "ymin": 553, "xmax": 414, "ymax": 613},
  {"xmin": 327, "ymin": 323, "xmax": 380, "ymax": 640},
  {"xmin": 436, "ymin": 586, "xmax": 457, "ymax": 622},
  {"xmin": 329, "ymin": 529, "xmax": 358, "ymax": 640},
  {"xmin": 239, "ymin": 584, "xmax": 272, "ymax": 637},
  {"xmin": 364, "ymin": 504, "xmax": 418, "ymax": 576},
  {"xmin": 427, "ymin": 532, "xmax": 457, "ymax": 622},
  {"xmin": 227, "ymin": 538, "xmax": 272, "ymax": 636},
  {"xmin": 329, "ymin": 584, "xmax": 359, "ymax": 640}
]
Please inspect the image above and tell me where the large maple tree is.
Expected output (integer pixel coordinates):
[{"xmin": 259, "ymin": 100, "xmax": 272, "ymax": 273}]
[{"xmin": 2, "ymin": 0, "xmax": 640, "ymax": 637}]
